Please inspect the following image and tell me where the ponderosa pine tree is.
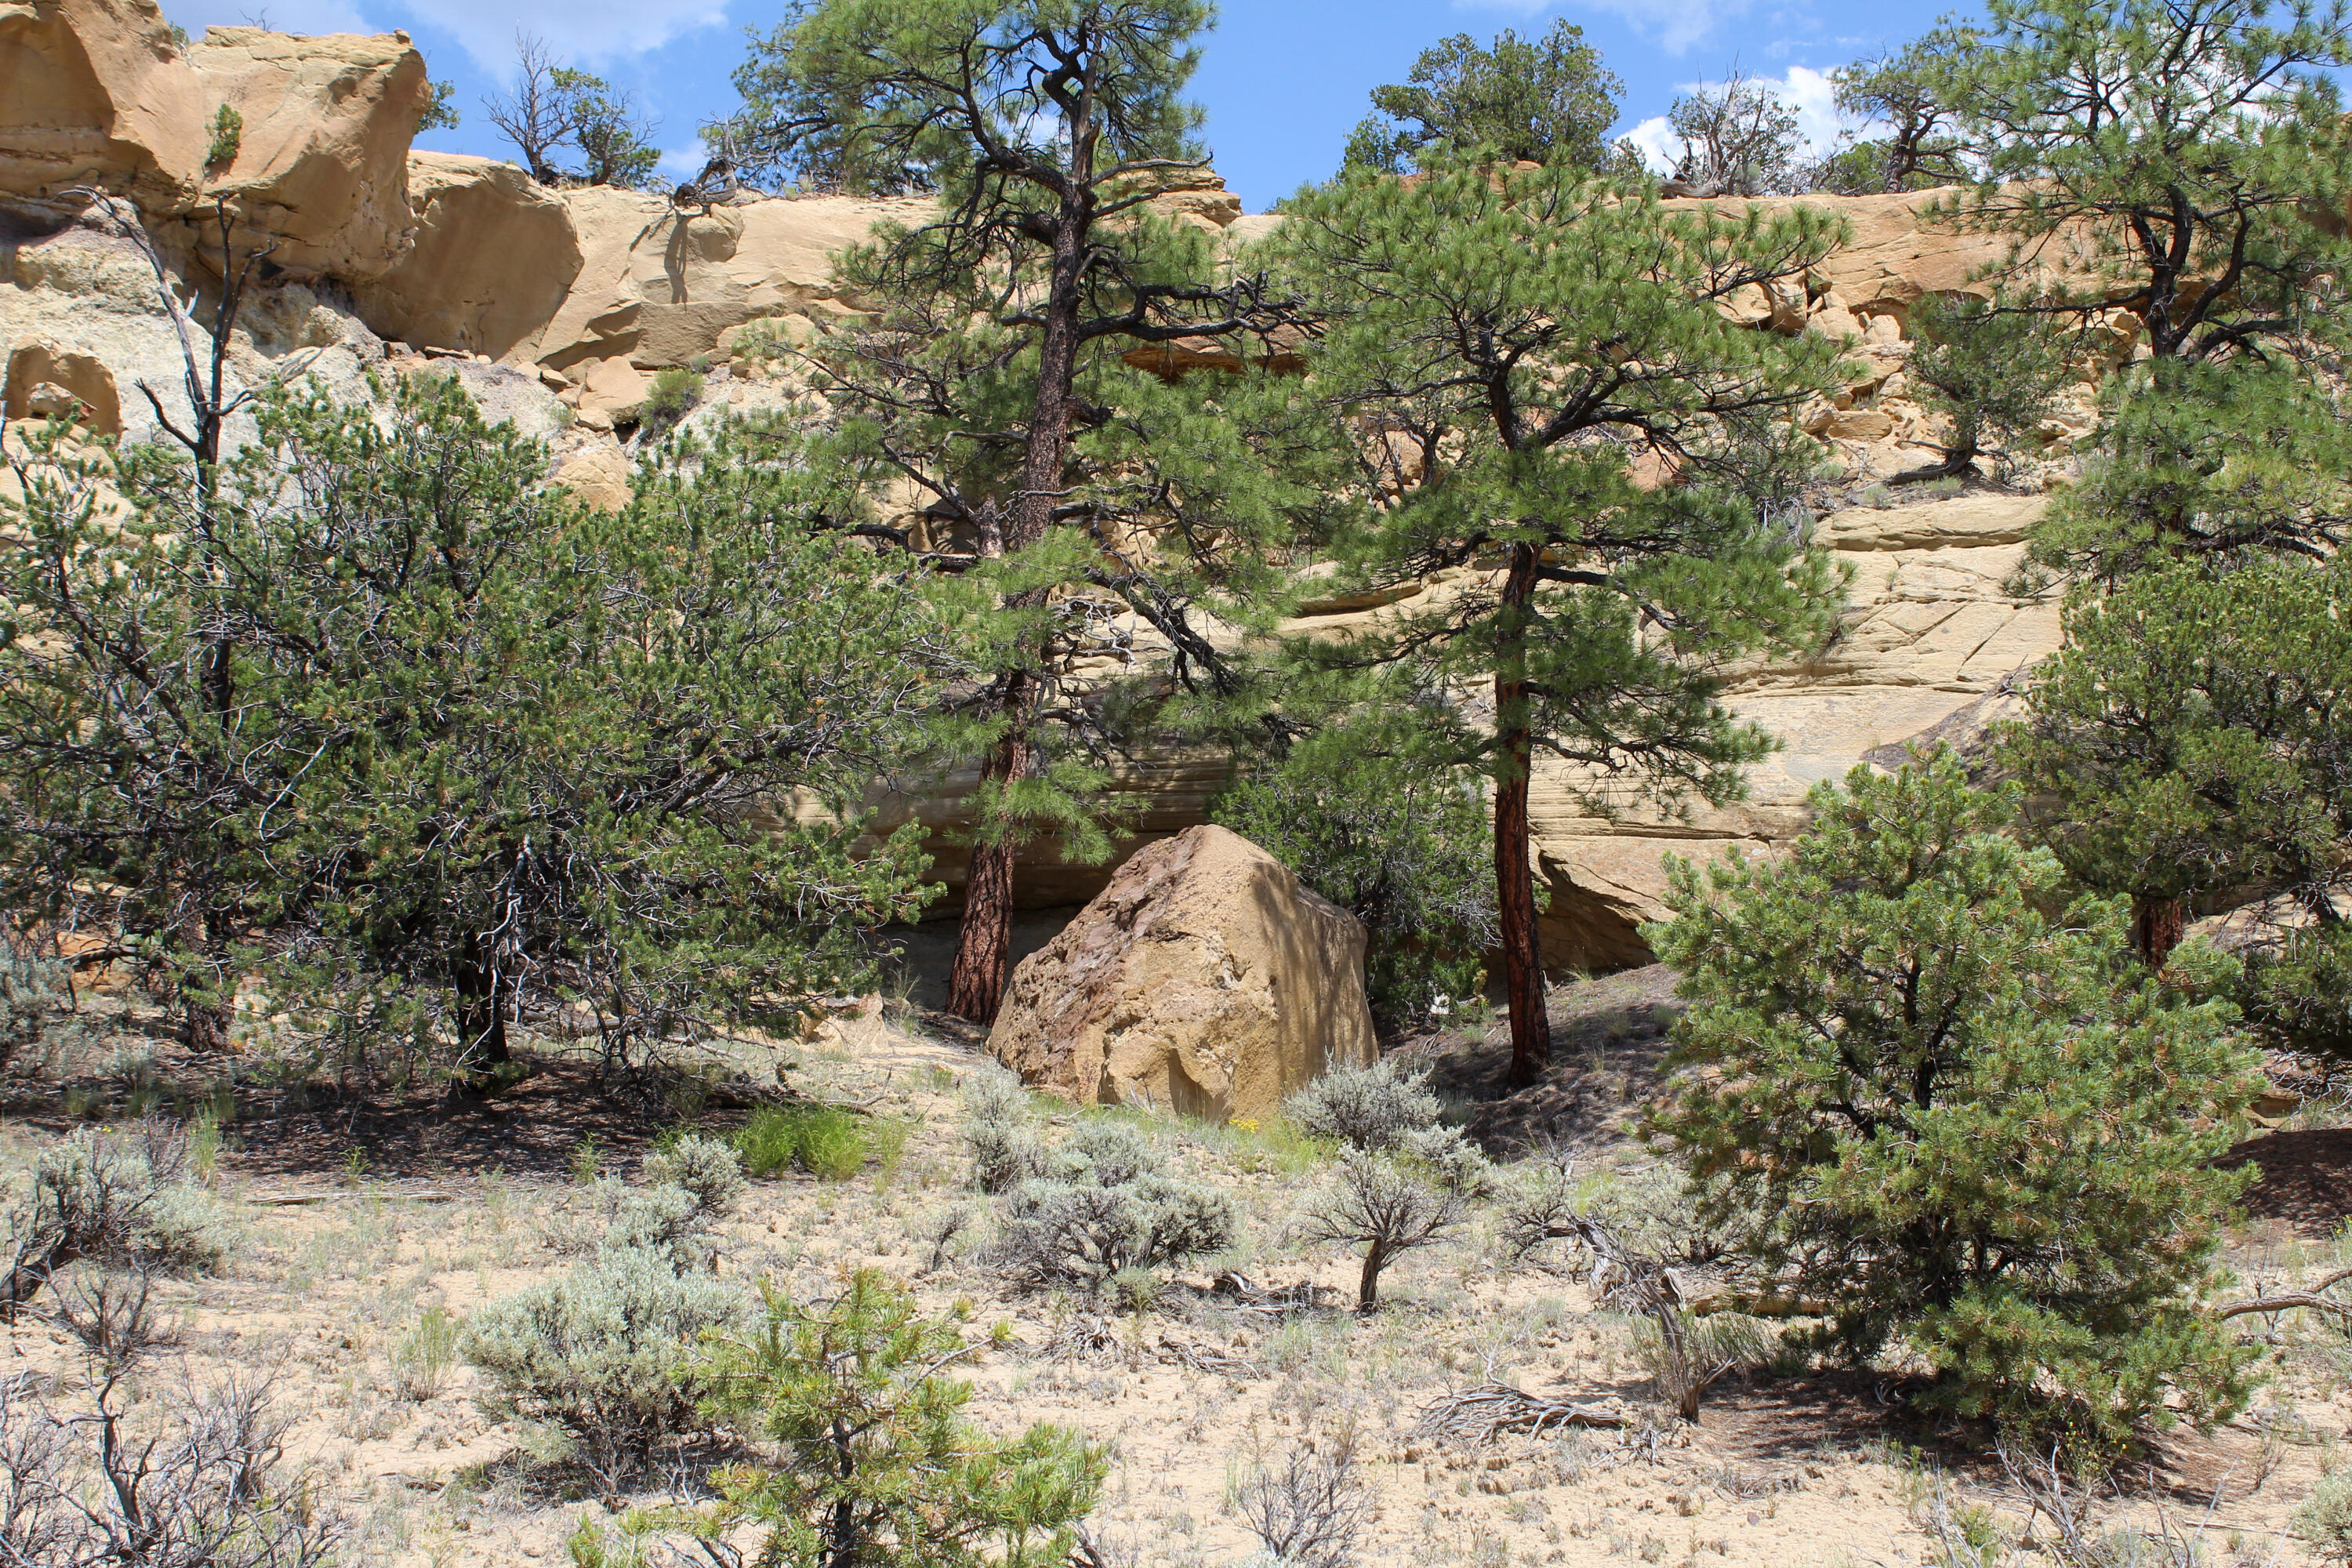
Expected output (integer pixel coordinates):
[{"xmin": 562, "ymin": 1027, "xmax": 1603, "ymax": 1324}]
[
  {"xmin": 2003, "ymin": 556, "xmax": 2352, "ymax": 967},
  {"xmin": 1934, "ymin": 0, "xmax": 2352, "ymax": 575},
  {"xmin": 1941, "ymin": 0, "xmax": 2352, "ymax": 361},
  {"xmin": 1269, "ymin": 159, "xmax": 1848, "ymax": 1087},
  {"xmin": 1339, "ymin": 20, "xmax": 1637, "ymax": 177},
  {"xmin": 1646, "ymin": 755, "xmax": 2263, "ymax": 1447},
  {"xmin": 1930, "ymin": 0, "xmax": 2352, "ymax": 958},
  {"xmin": 721, "ymin": 0, "xmax": 1312, "ymax": 1024},
  {"xmin": 0, "ymin": 380, "xmax": 948, "ymax": 1091}
]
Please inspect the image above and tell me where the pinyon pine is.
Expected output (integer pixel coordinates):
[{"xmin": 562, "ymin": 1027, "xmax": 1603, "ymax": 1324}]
[{"xmin": 1646, "ymin": 753, "xmax": 2263, "ymax": 1447}]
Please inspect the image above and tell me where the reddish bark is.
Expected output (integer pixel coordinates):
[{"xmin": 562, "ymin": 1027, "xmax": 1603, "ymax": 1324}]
[
  {"xmin": 946, "ymin": 713, "xmax": 1032, "ymax": 1025},
  {"xmin": 1495, "ymin": 543, "xmax": 1552, "ymax": 1090},
  {"xmin": 2132, "ymin": 891, "xmax": 2188, "ymax": 969}
]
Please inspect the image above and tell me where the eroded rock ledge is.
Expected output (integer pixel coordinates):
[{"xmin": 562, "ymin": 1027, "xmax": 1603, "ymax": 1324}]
[{"xmin": 0, "ymin": 8, "xmax": 2077, "ymax": 969}]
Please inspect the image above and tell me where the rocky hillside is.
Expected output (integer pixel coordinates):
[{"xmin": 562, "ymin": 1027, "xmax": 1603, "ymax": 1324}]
[{"xmin": 0, "ymin": 1, "xmax": 2109, "ymax": 968}]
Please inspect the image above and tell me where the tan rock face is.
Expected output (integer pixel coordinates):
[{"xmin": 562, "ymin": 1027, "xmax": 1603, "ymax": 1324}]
[
  {"xmin": 174, "ymin": 27, "xmax": 429, "ymax": 281},
  {"xmin": 1669, "ymin": 187, "xmax": 2014, "ymax": 317},
  {"xmin": 1525, "ymin": 491, "xmax": 2059, "ymax": 967},
  {"xmin": 521, "ymin": 188, "xmax": 931, "ymax": 372},
  {"xmin": 355, "ymin": 153, "xmax": 580, "ymax": 358},
  {"xmin": 3, "ymin": 339, "xmax": 119, "ymax": 432},
  {"xmin": 988, "ymin": 825, "xmax": 1377, "ymax": 1123},
  {"xmin": 0, "ymin": 0, "xmax": 206, "ymax": 210}
]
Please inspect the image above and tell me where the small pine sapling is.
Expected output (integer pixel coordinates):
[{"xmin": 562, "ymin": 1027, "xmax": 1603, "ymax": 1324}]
[
  {"xmin": 697, "ymin": 1269, "xmax": 1106, "ymax": 1568},
  {"xmin": 1893, "ymin": 292, "xmax": 2071, "ymax": 484}
]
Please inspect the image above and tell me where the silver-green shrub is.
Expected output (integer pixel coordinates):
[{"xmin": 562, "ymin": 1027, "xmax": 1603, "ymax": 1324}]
[
  {"xmin": 554, "ymin": 1179, "xmax": 712, "ymax": 1272},
  {"xmin": 1285, "ymin": 1060, "xmax": 1491, "ymax": 1195},
  {"xmin": 640, "ymin": 1134, "xmax": 746, "ymax": 1217},
  {"xmin": 2297, "ymin": 1467, "xmax": 2352, "ymax": 1563},
  {"xmin": 991, "ymin": 1121, "xmax": 1236, "ymax": 1293},
  {"xmin": 18, "ymin": 1125, "xmax": 228, "ymax": 1283},
  {"xmin": 1285, "ymin": 1059, "xmax": 1440, "ymax": 1150},
  {"xmin": 959, "ymin": 1066, "xmax": 1044, "ymax": 1195},
  {"xmin": 460, "ymin": 1247, "xmax": 747, "ymax": 1486},
  {"xmin": 1051, "ymin": 1119, "xmax": 1154, "ymax": 1188},
  {"xmin": 0, "ymin": 955, "xmax": 83, "ymax": 1073}
]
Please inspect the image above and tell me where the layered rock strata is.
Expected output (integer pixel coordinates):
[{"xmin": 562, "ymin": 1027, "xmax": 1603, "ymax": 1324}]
[{"xmin": 0, "ymin": 13, "xmax": 2094, "ymax": 967}]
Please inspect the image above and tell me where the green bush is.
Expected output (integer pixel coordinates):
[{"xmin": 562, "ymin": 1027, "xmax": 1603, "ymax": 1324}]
[
  {"xmin": 205, "ymin": 103, "xmax": 242, "ymax": 167},
  {"xmin": 390, "ymin": 1305, "xmax": 461, "ymax": 1402},
  {"xmin": 642, "ymin": 368, "xmax": 704, "ymax": 426},
  {"xmin": 1645, "ymin": 753, "xmax": 2264, "ymax": 1450},
  {"xmin": 583, "ymin": 1270, "xmax": 1102, "ymax": 1568},
  {"xmin": 734, "ymin": 1104, "xmax": 873, "ymax": 1181},
  {"xmin": 461, "ymin": 1247, "xmax": 747, "ymax": 1487},
  {"xmin": 2241, "ymin": 924, "xmax": 2352, "ymax": 1059}
]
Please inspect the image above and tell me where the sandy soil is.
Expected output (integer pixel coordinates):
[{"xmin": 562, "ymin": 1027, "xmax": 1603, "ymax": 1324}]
[{"xmin": 6, "ymin": 981, "xmax": 2352, "ymax": 1568}]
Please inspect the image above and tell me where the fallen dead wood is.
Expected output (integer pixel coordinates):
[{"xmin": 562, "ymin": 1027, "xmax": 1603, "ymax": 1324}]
[
  {"xmin": 1410, "ymin": 1381, "xmax": 1630, "ymax": 1444},
  {"xmin": 1207, "ymin": 1271, "xmax": 1338, "ymax": 1312},
  {"xmin": 1156, "ymin": 1331, "xmax": 1258, "ymax": 1376},
  {"xmin": 241, "ymin": 1189, "xmax": 463, "ymax": 1206},
  {"xmin": 2220, "ymin": 1265, "xmax": 2352, "ymax": 1324}
]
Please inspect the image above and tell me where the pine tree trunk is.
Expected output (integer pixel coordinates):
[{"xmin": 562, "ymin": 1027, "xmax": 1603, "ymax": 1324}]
[
  {"xmin": 180, "ymin": 996, "xmax": 231, "ymax": 1054},
  {"xmin": 1496, "ymin": 543, "xmax": 1551, "ymax": 1090},
  {"xmin": 2132, "ymin": 891, "xmax": 2188, "ymax": 968},
  {"xmin": 946, "ymin": 193, "xmax": 1089, "ymax": 1025},
  {"xmin": 176, "ymin": 906, "xmax": 230, "ymax": 1053},
  {"xmin": 453, "ymin": 947, "xmax": 510, "ymax": 1087},
  {"xmin": 946, "ymin": 706, "xmax": 1032, "ymax": 1025}
]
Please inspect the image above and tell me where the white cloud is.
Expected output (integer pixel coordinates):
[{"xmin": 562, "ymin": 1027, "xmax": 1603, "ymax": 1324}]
[
  {"xmin": 390, "ymin": 0, "xmax": 729, "ymax": 71},
  {"xmin": 1625, "ymin": 114, "xmax": 1677, "ymax": 173},
  {"xmin": 1452, "ymin": 0, "xmax": 1759, "ymax": 55},
  {"xmin": 1774, "ymin": 64, "xmax": 1846, "ymax": 154},
  {"xmin": 658, "ymin": 139, "xmax": 709, "ymax": 180}
]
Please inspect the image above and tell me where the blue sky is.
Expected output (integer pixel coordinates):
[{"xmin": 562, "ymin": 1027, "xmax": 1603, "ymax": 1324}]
[{"xmin": 157, "ymin": 0, "xmax": 1961, "ymax": 211}]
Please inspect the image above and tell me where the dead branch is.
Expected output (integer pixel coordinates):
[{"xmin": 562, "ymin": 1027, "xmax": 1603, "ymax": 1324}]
[{"xmin": 1410, "ymin": 1382, "xmax": 1630, "ymax": 1445}]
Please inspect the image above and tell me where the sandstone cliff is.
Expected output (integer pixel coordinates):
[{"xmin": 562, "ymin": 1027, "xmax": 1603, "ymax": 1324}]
[{"xmin": 0, "ymin": 13, "xmax": 2084, "ymax": 970}]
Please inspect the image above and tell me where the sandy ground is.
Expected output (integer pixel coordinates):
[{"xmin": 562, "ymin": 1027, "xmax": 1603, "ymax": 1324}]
[{"xmin": 6, "ymin": 983, "xmax": 2352, "ymax": 1568}]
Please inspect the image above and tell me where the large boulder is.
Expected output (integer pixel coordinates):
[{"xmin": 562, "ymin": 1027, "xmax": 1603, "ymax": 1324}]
[
  {"xmin": 520, "ymin": 187, "xmax": 931, "ymax": 372},
  {"xmin": 0, "ymin": 0, "xmax": 206, "ymax": 211},
  {"xmin": 356, "ymin": 153, "xmax": 583, "ymax": 358},
  {"xmin": 986, "ymin": 825, "xmax": 1377, "ymax": 1123},
  {"xmin": 172, "ymin": 27, "xmax": 430, "ymax": 281}
]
